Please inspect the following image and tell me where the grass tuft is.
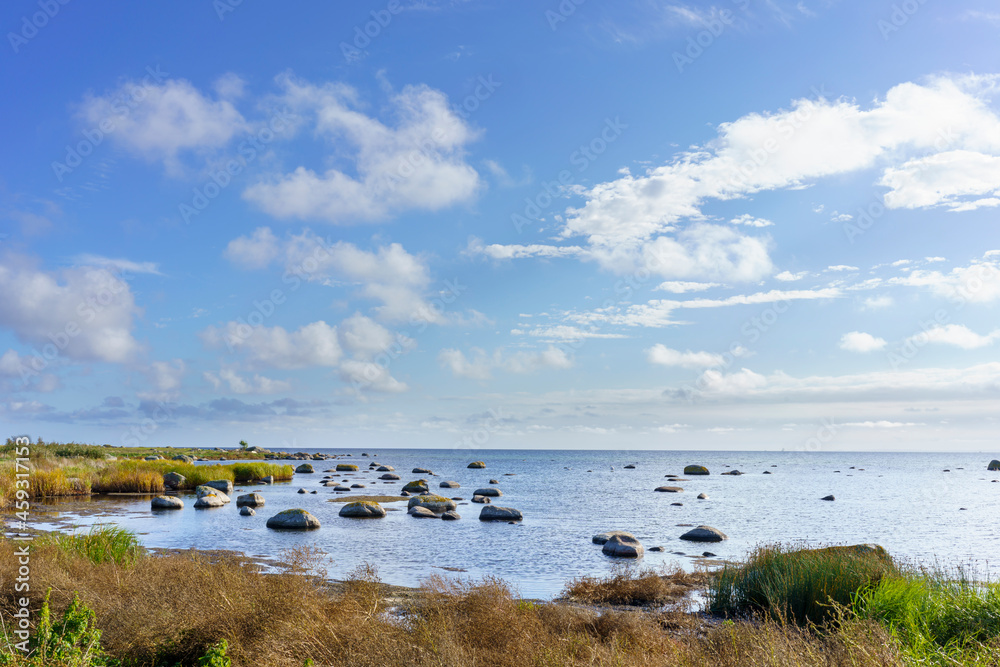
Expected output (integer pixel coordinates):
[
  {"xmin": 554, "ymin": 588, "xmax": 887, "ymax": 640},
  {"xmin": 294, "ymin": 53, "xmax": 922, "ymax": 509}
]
[{"xmin": 564, "ymin": 564, "xmax": 708, "ymax": 606}]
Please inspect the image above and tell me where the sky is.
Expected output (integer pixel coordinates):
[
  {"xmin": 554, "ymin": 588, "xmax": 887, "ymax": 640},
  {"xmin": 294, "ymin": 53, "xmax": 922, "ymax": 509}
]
[{"xmin": 2, "ymin": 1, "xmax": 1000, "ymax": 452}]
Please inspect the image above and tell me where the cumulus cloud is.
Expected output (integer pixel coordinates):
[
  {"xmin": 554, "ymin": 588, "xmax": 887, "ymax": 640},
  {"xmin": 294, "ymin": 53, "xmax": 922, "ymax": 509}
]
[
  {"xmin": 224, "ymin": 229, "xmax": 450, "ymax": 325},
  {"xmin": 880, "ymin": 150, "xmax": 1000, "ymax": 211},
  {"xmin": 79, "ymin": 75, "xmax": 247, "ymax": 175},
  {"xmin": 775, "ymin": 270, "xmax": 807, "ymax": 281},
  {"xmin": 146, "ymin": 359, "xmax": 185, "ymax": 392},
  {"xmin": 839, "ymin": 331, "xmax": 887, "ymax": 353},
  {"xmin": 243, "ymin": 74, "xmax": 481, "ymax": 222},
  {"xmin": 646, "ymin": 344, "xmax": 725, "ymax": 369},
  {"xmin": 201, "ymin": 320, "xmax": 343, "ymax": 369},
  {"xmin": 654, "ymin": 281, "xmax": 721, "ymax": 293},
  {"xmin": 889, "ymin": 256, "xmax": 1000, "ymax": 303},
  {"xmin": 204, "ymin": 368, "xmax": 291, "ymax": 394},
  {"xmin": 907, "ymin": 324, "xmax": 1000, "ymax": 349},
  {"xmin": 438, "ymin": 346, "xmax": 573, "ymax": 380},
  {"xmin": 0, "ymin": 254, "xmax": 143, "ymax": 363}
]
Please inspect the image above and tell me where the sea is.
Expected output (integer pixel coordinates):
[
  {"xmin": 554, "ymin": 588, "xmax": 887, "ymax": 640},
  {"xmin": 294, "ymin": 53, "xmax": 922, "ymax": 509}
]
[{"xmin": 24, "ymin": 449, "xmax": 1000, "ymax": 599}]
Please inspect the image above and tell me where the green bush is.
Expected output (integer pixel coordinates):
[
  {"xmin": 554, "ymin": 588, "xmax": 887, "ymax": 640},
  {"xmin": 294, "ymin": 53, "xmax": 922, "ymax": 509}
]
[
  {"xmin": 0, "ymin": 591, "xmax": 113, "ymax": 667},
  {"xmin": 50, "ymin": 525, "xmax": 143, "ymax": 567},
  {"xmin": 708, "ymin": 544, "xmax": 898, "ymax": 625}
]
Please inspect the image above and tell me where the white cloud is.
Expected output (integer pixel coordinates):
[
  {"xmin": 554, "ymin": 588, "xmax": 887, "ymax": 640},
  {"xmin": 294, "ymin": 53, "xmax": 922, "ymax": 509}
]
[
  {"xmin": 467, "ymin": 239, "xmax": 587, "ymax": 260},
  {"xmin": 204, "ymin": 368, "xmax": 290, "ymax": 394},
  {"xmin": 73, "ymin": 254, "xmax": 162, "ymax": 276},
  {"xmin": 730, "ymin": 214, "xmax": 774, "ymax": 227},
  {"xmin": 226, "ymin": 229, "xmax": 450, "ymax": 325},
  {"xmin": 562, "ymin": 75, "xmax": 1000, "ymax": 249},
  {"xmin": 695, "ymin": 368, "xmax": 768, "ymax": 393},
  {"xmin": 647, "ymin": 344, "xmax": 725, "ymax": 369},
  {"xmin": 0, "ymin": 254, "xmax": 143, "ymax": 363},
  {"xmin": 889, "ymin": 257, "xmax": 1000, "ymax": 304},
  {"xmin": 654, "ymin": 281, "xmax": 721, "ymax": 293},
  {"xmin": 840, "ymin": 421, "xmax": 922, "ymax": 428},
  {"xmin": 511, "ymin": 325, "xmax": 627, "ymax": 341},
  {"xmin": 438, "ymin": 345, "xmax": 574, "ymax": 379},
  {"xmin": 147, "ymin": 359, "xmax": 185, "ymax": 392},
  {"xmin": 863, "ymin": 295, "xmax": 894, "ymax": 309},
  {"xmin": 839, "ymin": 331, "xmax": 887, "ymax": 353},
  {"xmin": 880, "ymin": 150, "xmax": 1000, "ymax": 211},
  {"xmin": 201, "ymin": 320, "xmax": 343, "ymax": 369},
  {"xmin": 223, "ymin": 227, "xmax": 280, "ymax": 269},
  {"xmin": 339, "ymin": 313, "xmax": 414, "ymax": 359},
  {"xmin": 244, "ymin": 75, "xmax": 481, "ymax": 222},
  {"xmin": 907, "ymin": 324, "xmax": 999, "ymax": 349},
  {"xmin": 338, "ymin": 359, "xmax": 408, "ymax": 393},
  {"xmin": 774, "ymin": 270, "xmax": 807, "ymax": 281},
  {"xmin": 79, "ymin": 76, "xmax": 246, "ymax": 175},
  {"xmin": 826, "ymin": 265, "xmax": 859, "ymax": 272}
]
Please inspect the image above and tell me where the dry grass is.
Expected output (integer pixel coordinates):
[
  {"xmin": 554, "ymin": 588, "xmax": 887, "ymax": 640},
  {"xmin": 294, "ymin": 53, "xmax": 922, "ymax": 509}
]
[
  {"xmin": 0, "ymin": 535, "xmax": 915, "ymax": 667},
  {"xmin": 564, "ymin": 564, "xmax": 709, "ymax": 606}
]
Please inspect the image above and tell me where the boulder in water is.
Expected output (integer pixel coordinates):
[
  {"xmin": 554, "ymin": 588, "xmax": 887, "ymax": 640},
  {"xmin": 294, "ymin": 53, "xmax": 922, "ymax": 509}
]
[
  {"xmin": 236, "ymin": 493, "xmax": 265, "ymax": 507},
  {"xmin": 655, "ymin": 486, "xmax": 683, "ymax": 493},
  {"xmin": 295, "ymin": 463, "xmax": 315, "ymax": 474},
  {"xmin": 266, "ymin": 508, "xmax": 321, "ymax": 530},
  {"xmin": 204, "ymin": 479, "xmax": 234, "ymax": 495},
  {"xmin": 163, "ymin": 472, "xmax": 186, "ymax": 489},
  {"xmin": 684, "ymin": 465, "xmax": 709, "ymax": 475},
  {"xmin": 680, "ymin": 526, "xmax": 727, "ymax": 542},
  {"xmin": 602, "ymin": 533, "xmax": 643, "ymax": 558},
  {"xmin": 402, "ymin": 479, "xmax": 429, "ymax": 493},
  {"xmin": 151, "ymin": 496, "xmax": 183, "ymax": 510},
  {"xmin": 339, "ymin": 501, "xmax": 386, "ymax": 518},
  {"xmin": 473, "ymin": 487, "xmax": 502, "ymax": 497},
  {"xmin": 988, "ymin": 460, "xmax": 1000, "ymax": 471},
  {"xmin": 407, "ymin": 494, "xmax": 457, "ymax": 513},
  {"xmin": 479, "ymin": 506, "xmax": 522, "ymax": 521},
  {"xmin": 336, "ymin": 464, "xmax": 359, "ymax": 472},
  {"xmin": 467, "ymin": 461, "xmax": 486, "ymax": 469}
]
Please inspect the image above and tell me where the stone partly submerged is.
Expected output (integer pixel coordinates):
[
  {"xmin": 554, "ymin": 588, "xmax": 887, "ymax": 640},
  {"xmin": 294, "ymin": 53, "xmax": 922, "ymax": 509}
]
[
  {"xmin": 412, "ymin": 467, "xmax": 434, "ymax": 474},
  {"xmin": 151, "ymin": 496, "xmax": 183, "ymax": 510},
  {"xmin": 467, "ymin": 461, "xmax": 486, "ymax": 469},
  {"xmin": 377, "ymin": 465, "xmax": 395, "ymax": 472},
  {"xmin": 235, "ymin": 493, "xmax": 265, "ymax": 508},
  {"xmin": 473, "ymin": 487, "xmax": 502, "ymax": 497},
  {"xmin": 402, "ymin": 479, "xmax": 430, "ymax": 493},
  {"xmin": 339, "ymin": 501, "xmax": 386, "ymax": 518},
  {"xmin": 684, "ymin": 465, "xmax": 710, "ymax": 475},
  {"xmin": 266, "ymin": 508, "xmax": 321, "ymax": 530},
  {"xmin": 602, "ymin": 533, "xmax": 644, "ymax": 558},
  {"xmin": 336, "ymin": 464, "xmax": 359, "ymax": 472},
  {"xmin": 380, "ymin": 473, "xmax": 401, "ymax": 480},
  {"xmin": 204, "ymin": 479, "xmax": 234, "ymax": 495},
  {"xmin": 407, "ymin": 494, "xmax": 457, "ymax": 513},
  {"xmin": 194, "ymin": 492, "xmax": 225, "ymax": 509},
  {"xmin": 479, "ymin": 505, "xmax": 522, "ymax": 521},
  {"xmin": 822, "ymin": 495, "xmax": 835, "ymax": 501},
  {"xmin": 471, "ymin": 495, "xmax": 491, "ymax": 504},
  {"xmin": 441, "ymin": 510, "xmax": 461, "ymax": 520},
  {"xmin": 439, "ymin": 480, "xmax": 460, "ymax": 488},
  {"xmin": 239, "ymin": 506, "xmax": 255, "ymax": 516},
  {"xmin": 592, "ymin": 530, "xmax": 634, "ymax": 545},
  {"xmin": 261, "ymin": 475, "xmax": 274, "ymax": 484},
  {"xmin": 295, "ymin": 463, "xmax": 315, "ymax": 473},
  {"xmin": 409, "ymin": 506, "xmax": 438, "ymax": 518},
  {"xmin": 195, "ymin": 486, "xmax": 230, "ymax": 503},
  {"xmin": 679, "ymin": 525, "xmax": 727, "ymax": 542},
  {"xmin": 655, "ymin": 486, "xmax": 684, "ymax": 493},
  {"xmin": 697, "ymin": 493, "xmax": 709, "ymax": 500},
  {"xmin": 988, "ymin": 459, "xmax": 1000, "ymax": 471}
]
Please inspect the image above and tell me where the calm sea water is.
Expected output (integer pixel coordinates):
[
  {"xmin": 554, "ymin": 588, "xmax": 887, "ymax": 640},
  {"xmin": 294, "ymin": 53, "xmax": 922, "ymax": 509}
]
[{"xmin": 25, "ymin": 449, "xmax": 1000, "ymax": 598}]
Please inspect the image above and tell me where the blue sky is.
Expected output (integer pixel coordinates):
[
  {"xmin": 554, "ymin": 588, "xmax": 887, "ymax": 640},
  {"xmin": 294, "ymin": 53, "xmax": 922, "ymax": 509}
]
[{"xmin": 3, "ymin": 0, "xmax": 1000, "ymax": 451}]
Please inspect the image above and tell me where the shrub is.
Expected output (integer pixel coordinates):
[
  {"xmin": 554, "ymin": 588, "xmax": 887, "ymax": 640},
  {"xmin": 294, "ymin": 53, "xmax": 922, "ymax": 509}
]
[
  {"xmin": 49, "ymin": 525, "xmax": 143, "ymax": 566},
  {"xmin": 708, "ymin": 544, "xmax": 898, "ymax": 625},
  {"xmin": 564, "ymin": 564, "xmax": 707, "ymax": 606}
]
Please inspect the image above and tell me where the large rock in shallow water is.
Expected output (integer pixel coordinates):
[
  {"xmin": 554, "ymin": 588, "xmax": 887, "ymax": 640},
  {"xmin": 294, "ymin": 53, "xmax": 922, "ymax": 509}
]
[
  {"xmin": 592, "ymin": 530, "xmax": 634, "ymax": 545},
  {"xmin": 236, "ymin": 493, "xmax": 265, "ymax": 508},
  {"xmin": 196, "ymin": 486, "xmax": 230, "ymax": 503},
  {"xmin": 684, "ymin": 465, "xmax": 710, "ymax": 475},
  {"xmin": 439, "ymin": 480, "xmax": 460, "ymax": 489},
  {"xmin": 655, "ymin": 486, "xmax": 684, "ymax": 493},
  {"xmin": 441, "ymin": 511, "xmax": 461, "ymax": 520},
  {"xmin": 407, "ymin": 494, "xmax": 456, "ymax": 513},
  {"xmin": 163, "ymin": 472, "xmax": 186, "ymax": 489},
  {"xmin": 988, "ymin": 459, "xmax": 1000, "ymax": 471},
  {"xmin": 339, "ymin": 501, "xmax": 386, "ymax": 518},
  {"xmin": 380, "ymin": 473, "xmax": 401, "ymax": 480},
  {"xmin": 479, "ymin": 505, "xmax": 522, "ymax": 521},
  {"xmin": 266, "ymin": 508, "xmax": 321, "ymax": 530},
  {"xmin": 680, "ymin": 525, "xmax": 727, "ymax": 542},
  {"xmin": 194, "ymin": 493, "xmax": 225, "ymax": 509},
  {"xmin": 473, "ymin": 487, "xmax": 502, "ymax": 497},
  {"xmin": 336, "ymin": 464, "xmax": 359, "ymax": 472},
  {"xmin": 402, "ymin": 479, "xmax": 429, "ymax": 493},
  {"xmin": 377, "ymin": 465, "xmax": 395, "ymax": 472},
  {"xmin": 204, "ymin": 479, "xmax": 234, "ymax": 495},
  {"xmin": 602, "ymin": 533, "xmax": 644, "ymax": 558},
  {"xmin": 239, "ymin": 506, "xmax": 255, "ymax": 516},
  {"xmin": 412, "ymin": 467, "xmax": 434, "ymax": 474},
  {"xmin": 295, "ymin": 463, "xmax": 315, "ymax": 474},
  {"xmin": 151, "ymin": 496, "xmax": 183, "ymax": 510},
  {"xmin": 409, "ymin": 506, "xmax": 438, "ymax": 518},
  {"xmin": 467, "ymin": 461, "xmax": 486, "ymax": 469}
]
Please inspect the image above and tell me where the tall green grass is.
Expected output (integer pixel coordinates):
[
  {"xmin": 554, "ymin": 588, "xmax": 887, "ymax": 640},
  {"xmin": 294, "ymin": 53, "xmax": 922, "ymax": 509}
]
[
  {"xmin": 91, "ymin": 462, "xmax": 164, "ymax": 494},
  {"xmin": 147, "ymin": 460, "xmax": 293, "ymax": 487},
  {"xmin": 49, "ymin": 525, "xmax": 143, "ymax": 566},
  {"xmin": 856, "ymin": 570, "xmax": 1000, "ymax": 664},
  {"xmin": 708, "ymin": 544, "xmax": 898, "ymax": 625}
]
